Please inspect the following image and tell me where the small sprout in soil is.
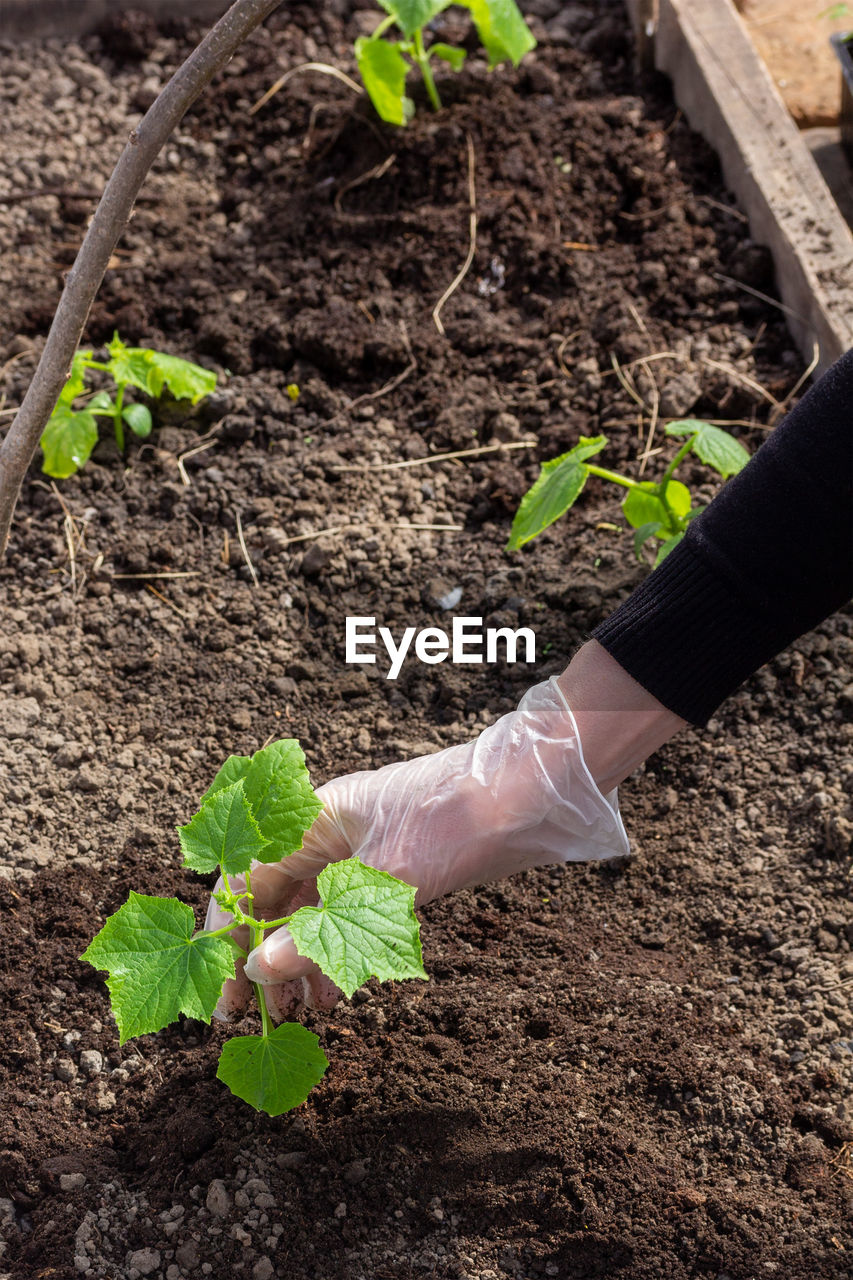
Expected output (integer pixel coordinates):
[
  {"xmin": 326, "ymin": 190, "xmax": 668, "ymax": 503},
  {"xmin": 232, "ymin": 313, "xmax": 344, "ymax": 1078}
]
[
  {"xmin": 40, "ymin": 332, "xmax": 217, "ymax": 478},
  {"xmin": 356, "ymin": 0, "xmax": 536, "ymax": 126},
  {"xmin": 286, "ymin": 382, "xmax": 300, "ymax": 401},
  {"xmin": 81, "ymin": 740, "xmax": 427, "ymax": 1118},
  {"xmin": 507, "ymin": 420, "xmax": 750, "ymax": 566}
]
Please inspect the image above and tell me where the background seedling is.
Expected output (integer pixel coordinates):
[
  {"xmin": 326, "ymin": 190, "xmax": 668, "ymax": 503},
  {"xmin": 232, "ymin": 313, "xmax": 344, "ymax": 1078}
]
[
  {"xmin": 81, "ymin": 740, "xmax": 427, "ymax": 1117},
  {"xmin": 356, "ymin": 0, "xmax": 536, "ymax": 125},
  {"xmin": 40, "ymin": 333, "xmax": 217, "ymax": 478},
  {"xmin": 507, "ymin": 420, "xmax": 750, "ymax": 565}
]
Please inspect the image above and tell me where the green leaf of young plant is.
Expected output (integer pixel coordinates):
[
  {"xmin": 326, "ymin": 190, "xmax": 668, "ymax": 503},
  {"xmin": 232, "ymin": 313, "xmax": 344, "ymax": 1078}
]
[
  {"xmin": 202, "ymin": 740, "xmax": 323, "ymax": 864},
  {"xmin": 58, "ymin": 349, "xmax": 93, "ymax": 407},
  {"xmin": 457, "ymin": 0, "xmax": 536, "ymax": 66},
  {"xmin": 659, "ymin": 477, "xmax": 692, "ymax": 520},
  {"xmin": 355, "ymin": 36, "xmax": 414, "ymax": 125},
  {"xmin": 377, "ymin": 0, "xmax": 450, "ymax": 39},
  {"xmin": 665, "ymin": 419, "xmax": 750, "ymax": 479},
  {"xmin": 429, "ymin": 41, "xmax": 466, "ymax": 69},
  {"xmin": 507, "ymin": 436, "xmax": 606, "ymax": 550},
  {"xmin": 145, "ymin": 351, "xmax": 217, "ymax": 404},
  {"xmin": 622, "ymin": 479, "xmax": 691, "ymax": 535},
  {"xmin": 106, "ymin": 333, "xmax": 159, "ymax": 395},
  {"xmin": 40, "ymin": 406, "xmax": 99, "ymax": 478},
  {"xmin": 287, "ymin": 857, "xmax": 427, "ymax": 998},
  {"xmin": 80, "ymin": 893, "xmax": 234, "ymax": 1043},
  {"xmin": 122, "ymin": 403, "xmax": 153, "ymax": 438},
  {"xmin": 179, "ymin": 779, "xmax": 270, "ymax": 877},
  {"xmin": 632, "ymin": 520, "xmax": 662, "ymax": 560},
  {"xmin": 654, "ymin": 531, "xmax": 686, "ymax": 565},
  {"xmin": 107, "ymin": 334, "xmax": 216, "ymax": 404},
  {"xmin": 87, "ymin": 390, "xmax": 115, "ymax": 413},
  {"xmin": 216, "ymin": 1023, "xmax": 329, "ymax": 1117}
]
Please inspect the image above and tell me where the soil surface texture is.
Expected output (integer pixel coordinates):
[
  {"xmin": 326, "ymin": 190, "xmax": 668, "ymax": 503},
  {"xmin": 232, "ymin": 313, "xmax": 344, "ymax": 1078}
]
[{"xmin": 1, "ymin": 5, "xmax": 851, "ymax": 1280}]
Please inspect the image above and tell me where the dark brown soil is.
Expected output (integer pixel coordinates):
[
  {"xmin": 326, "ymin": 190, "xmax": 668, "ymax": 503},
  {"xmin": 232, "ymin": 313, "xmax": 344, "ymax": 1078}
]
[{"xmin": 0, "ymin": 5, "xmax": 851, "ymax": 1280}]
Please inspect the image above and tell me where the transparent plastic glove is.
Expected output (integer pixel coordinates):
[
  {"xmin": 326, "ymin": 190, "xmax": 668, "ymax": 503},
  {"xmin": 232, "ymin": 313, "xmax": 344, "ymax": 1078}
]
[{"xmin": 205, "ymin": 676, "xmax": 629, "ymax": 1022}]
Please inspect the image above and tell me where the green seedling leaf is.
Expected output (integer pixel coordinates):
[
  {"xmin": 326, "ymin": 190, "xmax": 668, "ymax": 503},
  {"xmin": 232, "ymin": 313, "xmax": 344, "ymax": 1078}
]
[
  {"xmin": 288, "ymin": 857, "xmax": 427, "ymax": 998},
  {"xmin": 40, "ymin": 406, "xmax": 99, "ymax": 478},
  {"xmin": 665, "ymin": 419, "xmax": 750, "ymax": 479},
  {"xmin": 122, "ymin": 403, "xmax": 153, "ymax": 438},
  {"xmin": 216, "ymin": 1023, "xmax": 329, "ymax": 1116},
  {"xmin": 378, "ymin": 0, "xmax": 450, "ymax": 38},
  {"xmin": 507, "ymin": 436, "xmax": 606, "ymax": 550},
  {"xmin": 655, "ymin": 531, "xmax": 686, "ymax": 565},
  {"xmin": 106, "ymin": 333, "xmax": 159, "ymax": 395},
  {"xmin": 430, "ymin": 42, "xmax": 466, "ymax": 69},
  {"xmin": 146, "ymin": 351, "xmax": 217, "ymax": 404},
  {"xmin": 633, "ymin": 520, "xmax": 662, "ymax": 560},
  {"xmin": 87, "ymin": 390, "xmax": 115, "ymax": 412},
  {"xmin": 458, "ymin": 0, "xmax": 536, "ymax": 66},
  {"xmin": 179, "ymin": 779, "xmax": 270, "ymax": 877},
  {"xmin": 80, "ymin": 893, "xmax": 234, "ymax": 1043},
  {"xmin": 355, "ymin": 36, "xmax": 414, "ymax": 125},
  {"xmin": 660, "ymin": 478, "xmax": 692, "ymax": 519},
  {"xmin": 622, "ymin": 479, "xmax": 691, "ymax": 535},
  {"xmin": 107, "ymin": 333, "xmax": 216, "ymax": 404},
  {"xmin": 203, "ymin": 739, "xmax": 323, "ymax": 864},
  {"xmin": 58, "ymin": 349, "xmax": 94, "ymax": 407}
]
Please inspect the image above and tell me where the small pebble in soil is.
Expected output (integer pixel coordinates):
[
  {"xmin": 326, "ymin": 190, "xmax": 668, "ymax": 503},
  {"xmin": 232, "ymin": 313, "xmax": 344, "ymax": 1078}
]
[
  {"xmin": 206, "ymin": 1179, "xmax": 232, "ymax": 1217},
  {"xmin": 78, "ymin": 1050, "xmax": 103, "ymax": 1078},
  {"xmin": 59, "ymin": 1173, "xmax": 86, "ymax": 1191},
  {"xmin": 126, "ymin": 1247, "xmax": 160, "ymax": 1276}
]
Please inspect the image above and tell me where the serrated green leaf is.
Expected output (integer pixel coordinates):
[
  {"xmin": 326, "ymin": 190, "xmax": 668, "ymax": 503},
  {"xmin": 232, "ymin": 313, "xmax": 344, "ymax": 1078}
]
[
  {"xmin": 654, "ymin": 530, "xmax": 686, "ymax": 565},
  {"xmin": 106, "ymin": 333, "xmax": 216, "ymax": 404},
  {"xmin": 429, "ymin": 41, "xmax": 466, "ymax": 69},
  {"xmin": 122, "ymin": 403, "xmax": 153, "ymax": 438},
  {"xmin": 216, "ymin": 1023, "xmax": 328, "ymax": 1116},
  {"xmin": 80, "ymin": 893, "xmax": 234, "ymax": 1043},
  {"xmin": 202, "ymin": 740, "xmax": 323, "ymax": 864},
  {"xmin": 377, "ymin": 0, "xmax": 450, "ymax": 38},
  {"xmin": 58, "ymin": 349, "xmax": 93, "ymax": 406},
  {"xmin": 457, "ymin": 0, "xmax": 536, "ymax": 66},
  {"xmin": 287, "ymin": 858, "xmax": 427, "ymax": 998},
  {"xmin": 355, "ymin": 36, "xmax": 413, "ymax": 125},
  {"xmin": 507, "ymin": 436, "xmax": 606, "ymax": 550},
  {"xmin": 664, "ymin": 419, "xmax": 750, "ymax": 478},
  {"xmin": 106, "ymin": 333, "xmax": 158, "ymax": 395},
  {"xmin": 145, "ymin": 351, "xmax": 217, "ymax": 404},
  {"xmin": 40, "ymin": 406, "xmax": 99, "ymax": 478},
  {"xmin": 179, "ymin": 779, "xmax": 270, "ymax": 877}
]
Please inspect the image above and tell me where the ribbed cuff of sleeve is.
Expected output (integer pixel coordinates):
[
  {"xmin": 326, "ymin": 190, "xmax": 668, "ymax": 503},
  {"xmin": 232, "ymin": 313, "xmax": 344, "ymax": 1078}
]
[{"xmin": 589, "ymin": 537, "xmax": 799, "ymax": 727}]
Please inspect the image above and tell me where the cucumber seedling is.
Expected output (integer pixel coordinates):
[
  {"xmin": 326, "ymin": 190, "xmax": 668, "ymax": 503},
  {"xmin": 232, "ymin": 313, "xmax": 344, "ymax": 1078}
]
[
  {"xmin": 81, "ymin": 740, "xmax": 427, "ymax": 1117},
  {"xmin": 507, "ymin": 420, "xmax": 751, "ymax": 564},
  {"xmin": 356, "ymin": 0, "xmax": 536, "ymax": 125},
  {"xmin": 41, "ymin": 332, "xmax": 217, "ymax": 478}
]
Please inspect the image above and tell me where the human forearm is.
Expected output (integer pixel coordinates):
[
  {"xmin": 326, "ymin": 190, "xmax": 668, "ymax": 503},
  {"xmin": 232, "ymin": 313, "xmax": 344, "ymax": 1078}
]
[{"xmin": 557, "ymin": 640, "xmax": 688, "ymax": 794}]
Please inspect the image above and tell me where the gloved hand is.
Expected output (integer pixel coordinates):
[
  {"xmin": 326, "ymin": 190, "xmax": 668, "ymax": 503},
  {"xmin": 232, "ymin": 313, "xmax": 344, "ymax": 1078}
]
[{"xmin": 205, "ymin": 676, "xmax": 629, "ymax": 1022}]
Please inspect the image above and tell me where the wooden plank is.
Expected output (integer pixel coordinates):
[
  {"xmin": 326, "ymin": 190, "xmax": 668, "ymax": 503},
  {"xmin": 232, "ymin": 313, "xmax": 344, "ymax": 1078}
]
[{"xmin": 653, "ymin": 0, "xmax": 852, "ymax": 372}]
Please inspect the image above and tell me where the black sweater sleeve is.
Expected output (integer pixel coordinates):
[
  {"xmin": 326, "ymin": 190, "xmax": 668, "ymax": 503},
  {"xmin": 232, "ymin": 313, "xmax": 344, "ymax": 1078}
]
[{"xmin": 591, "ymin": 348, "xmax": 853, "ymax": 726}]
